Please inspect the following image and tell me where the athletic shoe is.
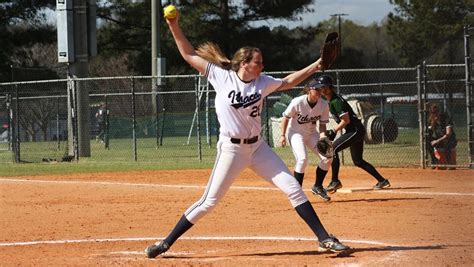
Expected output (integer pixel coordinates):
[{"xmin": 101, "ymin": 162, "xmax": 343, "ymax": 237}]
[
  {"xmin": 145, "ymin": 240, "xmax": 170, "ymax": 258},
  {"xmin": 325, "ymin": 180, "xmax": 342, "ymax": 194},
  {"xmin": 311, "ymin": 185, "xmax": 331, "ymax": 202},
  {"xmin": 374, "ymin": 179, "xmax": 391, "ymax": 190},
  {"xmin": 319, "ymin": 235, "xmax": 350, "ymax": 253}
]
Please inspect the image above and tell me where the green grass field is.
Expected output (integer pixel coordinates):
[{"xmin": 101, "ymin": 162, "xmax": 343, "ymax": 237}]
[{"xmin": 0, "ymin": 128, "xmax": 470, "ymax": 177}]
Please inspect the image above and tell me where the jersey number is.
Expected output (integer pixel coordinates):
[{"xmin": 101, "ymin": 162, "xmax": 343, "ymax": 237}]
[{"xmin": 250, "ymin": 105, "xmax": 261, "ymax": 118}]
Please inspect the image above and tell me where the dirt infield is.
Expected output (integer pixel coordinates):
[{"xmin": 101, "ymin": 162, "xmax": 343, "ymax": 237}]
[{"xmin": 1, "ymin": 167, "xmax": 473, "ymax": 266}]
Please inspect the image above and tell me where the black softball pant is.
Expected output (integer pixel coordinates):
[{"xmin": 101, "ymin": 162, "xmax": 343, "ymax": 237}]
[{"xmin": 330, "ymin": 125, "xmax": 385, "ymax": 182}]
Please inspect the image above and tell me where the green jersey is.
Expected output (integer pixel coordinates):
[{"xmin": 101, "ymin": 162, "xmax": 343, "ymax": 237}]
[{"xmin": 328, "ymin": 92, "xmax": 362, "ymax": 131}]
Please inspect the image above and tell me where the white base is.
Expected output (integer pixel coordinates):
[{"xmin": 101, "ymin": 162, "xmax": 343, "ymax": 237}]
[{"xmin": 337, "ymin": 187, "xmax": 373, "ymax": 193}]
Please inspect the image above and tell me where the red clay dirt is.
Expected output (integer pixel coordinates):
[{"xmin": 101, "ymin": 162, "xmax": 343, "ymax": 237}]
[{"xmin": 1, "ymin": 167, "xmax": 473, "ymax": 266}]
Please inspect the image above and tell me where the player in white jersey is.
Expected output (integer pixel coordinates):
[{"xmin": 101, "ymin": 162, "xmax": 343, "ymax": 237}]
[
  {"xmin": 145, "ymin": 11, "xmax": 350, "ymax": 258},
  {"xmin": 280, "ymin": 79, "xmax": 333, "ymax": 202}
]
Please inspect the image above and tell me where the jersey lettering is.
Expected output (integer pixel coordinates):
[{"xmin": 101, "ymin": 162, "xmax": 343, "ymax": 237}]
[
  {"xmin": 250, "ymin": 105, "xmax": 261, "ymax": 117},
  {"xmin": 228, "ymin": 90, "xmax": 262, "ymax": 109},
  {"xmin": 296, "ymin": 113, "xmax": 321, "ymax": 124}
]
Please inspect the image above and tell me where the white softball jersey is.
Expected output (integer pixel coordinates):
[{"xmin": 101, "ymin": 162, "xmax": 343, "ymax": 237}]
[
  {"xmin": 205, "ymin": 63, "xmax": 282, "ymax": 139},
  {"xmin": 283, "ymin": 94, "xmax": 330, "ymax": 135},
  {"xmin": 283, "ymin": 95, "xmax": 332, "ymax": 172}
]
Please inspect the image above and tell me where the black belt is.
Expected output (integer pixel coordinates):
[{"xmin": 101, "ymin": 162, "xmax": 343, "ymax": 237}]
[{"xmin": 230, "ymin": 136, "xmax": 258, "ymax": 144}]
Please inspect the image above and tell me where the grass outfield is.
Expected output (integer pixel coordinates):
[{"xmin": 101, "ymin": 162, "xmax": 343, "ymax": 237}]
[{"xmin": 0, "ymin": 128, "xmax": 469, "ymax": 176}]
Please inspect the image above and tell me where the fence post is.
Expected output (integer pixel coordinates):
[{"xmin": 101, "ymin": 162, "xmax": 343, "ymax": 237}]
[
  {"xmin": 464, "ymin": 25, "xmax": 473, "ymax": 168},
  {"xmin": 14, "ymin": 84, "xmax": 20, "ymax": 163},
  {"xmin": 155, "ymin": 92, "xmax": 159, "ymax": 149},
  {"xmin": 56, "ymin": 97, "xmax": 61, "ymax": 150},
  {"xmin": 417, "ymin": 65, "xmax": 425, "ymax": 169},
  {"xmin": 104, "ymin": 94, "xmax": 110, "ymax": 150},
  {"xmin": 195, "ymin": 76, "xmax": 202, "ymax": 161},
  {"xmin": 265, "ymin": 97, "xmax": 270, "ymax": 144},
  {"xmin": 160, "ymin": 108, "xmax": 165, "ymax": 146},
  {"xmin": 379, "ymin": 77, "xmax": 385, "ymax": 144},
  {"xmin": 335, "ymin": 70, "xmax": 344, "ymax": 165},
  {"xmin": 5, "ymin": 94, "xmax": 12, "ymax": 152},
  {"xmin": 69, "ymin": 79, "xmax": 79, "ymax": 161},
  {"xmin": 131, "ymin": 77, "xmax": 137, "ymax": 161}
]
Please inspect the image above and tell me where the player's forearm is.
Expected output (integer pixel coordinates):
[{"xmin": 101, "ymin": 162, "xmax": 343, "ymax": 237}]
[
  {"xmin": 334, "ymin": 114, "xmax": 350, "ymax": 132},
  {"xmin": 280, "ymin": 117, "xmax": 289, "ymax": 137},
  {"xmin": 446, "ymin": 127, "xmax": 453, "ymax": 137},
  {"xmin": 436, "ymin": 127, "xmax": 452, "ymax": 143},
  {"xmin": 170, "ymin": 27, "xmax": 194, "ymax": 57},
  {"xmin": 280, "ymin": 59, "xmax": 322, "ymax": 90},
  {"xmin": 335, "ymin": 120, "xmax": 348, "ymax": 132},
  {"xmin": 168, "ymin": 23, "xmax": 205, "ymax": 72},
  {"xmin": 319, "ymin": 123, "xmax": 327, "ymax": 134}
]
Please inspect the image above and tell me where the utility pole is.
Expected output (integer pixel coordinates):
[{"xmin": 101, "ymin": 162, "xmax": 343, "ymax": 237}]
[
  {"xmin": 70, "ymin": 0, "xmax": 91, "ymax": 157},
  {"xmin": 57, "ymin": 0, "xmax": 97, "ymax": 158},
  {"xmin": 330, "ymin": 13, "xmax": 348, "ymax": 54},
  {"xmin": 151, "ymin": 0, "xmax": 165, "ymax": 112},
  {"xmin": 151, "ymin": 0, "xmax": 159, "ymax": 110}
]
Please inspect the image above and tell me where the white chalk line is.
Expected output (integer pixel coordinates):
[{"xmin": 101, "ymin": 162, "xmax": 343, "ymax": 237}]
[
  {"xmin": 376, "ymin": 190, "xmax": 474, "ymax": 196},
  {"xmin": 0, "ymin": 178, "xmax": 276, "ymax": 191},
  {"xmin": 0, "ymin": 236, "xmax": 397, "ymax": 248},
  {"xmin": 109, "ymin": 251, "xmax": 145, "ymax": 255},
  {"xmin": 1, "ymin": 178, "xmax": 473, "ymax": 197}
]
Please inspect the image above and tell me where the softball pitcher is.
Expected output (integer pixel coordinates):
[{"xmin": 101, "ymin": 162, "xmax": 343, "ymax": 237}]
[
  {"xmin": 145, "ymin": 10, "xmax": 349, "ymax": 258},
  {"xmin": 280, "ymin": 79, "xmax": 333, "ymax": 202},
  {"xmin": 316, "ymin": 74, "xmax": 391, "ymax": 193}
]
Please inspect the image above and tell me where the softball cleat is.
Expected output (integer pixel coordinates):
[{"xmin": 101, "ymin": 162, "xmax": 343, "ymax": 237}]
[
  {"xmin": 325, "ymin": 180, "xmax": 342, "ymax": 194},
  {"xmin": 145, "ymin": 240, "xmax": 170, "ymax": 258},
  {"xmin": 311, "ymin": 185, "xmax": 331, "ymax": 202},
  {"xmin": 374, "ymin": 179, "xmax": 391, "ymax": 190}
]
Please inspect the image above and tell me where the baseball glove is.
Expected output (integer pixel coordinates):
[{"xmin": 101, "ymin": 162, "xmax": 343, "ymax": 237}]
[
  {"xmin": 320, "ymin": 32, "xmax": 340, "ymax": 70},
  {"xmin": 317, "ymin": 137, "xmax": 333, "ymax": 158}
]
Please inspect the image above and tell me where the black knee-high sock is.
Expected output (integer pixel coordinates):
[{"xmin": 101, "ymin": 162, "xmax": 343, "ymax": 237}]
[
  {"xmin": 356, "ymin": 160, "xmax": 385, "ymax": 182},
  {"xmin": 315, "ymin": 167, "xmax": 328, "ymax": 187},
  {"xmin": 294, "ymin": 171, "xmax": 305, "ymax": 186},
  {"xmin": 163, "ymin": 215, "xmax": 194, "ymax": 246},
  {"xmin": 294, "ymin": 201, "xmax": 329, "ymax": 241}
]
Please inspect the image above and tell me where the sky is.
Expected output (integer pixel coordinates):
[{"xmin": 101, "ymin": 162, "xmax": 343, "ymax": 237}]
[{"xmin": 256, "ymin": 0, "xmax": 396, "ymax": 28}]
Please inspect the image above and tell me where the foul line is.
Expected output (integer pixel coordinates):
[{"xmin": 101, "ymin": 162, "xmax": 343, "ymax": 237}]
[
  {"xmin": 376, "ymin": 190, "xmax": 474, "ymax": 197},
  {"xmin": 0, "ymin": 236, "xmax": 396, "ymax": 248},
  {"xmin": 0, "ymin": 178, "xmax": 276, "ymax": 191},
  {"xmin": 1, "ymin": 178, "xmax": 473, "ymax": 197}
]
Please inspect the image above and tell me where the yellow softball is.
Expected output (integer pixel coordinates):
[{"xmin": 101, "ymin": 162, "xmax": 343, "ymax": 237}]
[{"xmin": 163, "ymin": 5, "xmax": 177, "ymax": 20}]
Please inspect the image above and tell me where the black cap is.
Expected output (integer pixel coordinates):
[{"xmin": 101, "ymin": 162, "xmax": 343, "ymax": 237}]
[
  {"xmin": 306, "ymin": 80, "xmax": 321, "ymax": 90},
  {"xmin": 313, "ymin": 74, "xmax": 334, "ymax": 88}
]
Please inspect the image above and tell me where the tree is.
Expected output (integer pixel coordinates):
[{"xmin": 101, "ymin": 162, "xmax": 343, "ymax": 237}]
[
  {"xmin": 387, "ymin": 0, "xmax": 473, "ymax": 66},
  {"xmin": 96, "ymin": 0, "xmax": 316, "ymax": 75},
  {"xmin": 32, "ymin": 99, "xmax": 56, "ymax": 141},
  {"xmin": 0, "ymin": 0, "xmax": 56, "ymax": 82}
]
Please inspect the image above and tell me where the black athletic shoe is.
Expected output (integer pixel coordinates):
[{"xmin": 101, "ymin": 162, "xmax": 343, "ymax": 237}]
[
  {"xmin": 374, "ymin": 179, "xmax": 391, "ymax": 190},
  {"xmin": 325, "ymin": 180, "xmax": 342, "ymax": 194},
  {"xmin": 311, "ymin": 185, "xmax": 331, "ymax": 202},
  {"xmin": 319, "ymin": 235, "xmax": 350, "ymax": 253},
  {"xmin": 145, "ymin": 240, "xmax": 170, "ymax": 258}
]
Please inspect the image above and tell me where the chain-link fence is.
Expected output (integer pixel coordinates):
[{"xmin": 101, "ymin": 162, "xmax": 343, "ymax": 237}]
[
  {"xmin": 0, "ymin": 63, "xmax": 471, "ymax": 168},
  {"xmin": 0, "ymin": 79, "xmax": 69, "ymax": 163},
  {"xmin": 421, "ymin": 63, "xmax": 469, "ymax": 169},
  {"xmin": 268, "ymin": 68, "xmax": 426, "ymax": 168}
]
